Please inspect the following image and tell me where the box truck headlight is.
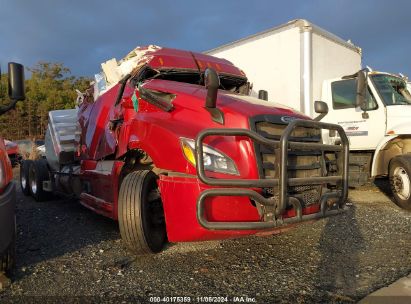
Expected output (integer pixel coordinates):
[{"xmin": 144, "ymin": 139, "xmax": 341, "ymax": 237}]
[{"xmin": 180, "ymin": 138, "xmax": 239, "ymax": 175}]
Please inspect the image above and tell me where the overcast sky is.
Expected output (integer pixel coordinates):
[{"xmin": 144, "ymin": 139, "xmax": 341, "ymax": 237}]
[{"xmin": 1, "ymin": 0, "xmax": 410, "ymax": 78}]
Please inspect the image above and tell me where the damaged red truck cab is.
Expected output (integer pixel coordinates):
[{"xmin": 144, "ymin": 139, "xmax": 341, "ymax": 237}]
[{"xmin": 21, "ymin": 47, "xmax": 349, "ymax": 254}]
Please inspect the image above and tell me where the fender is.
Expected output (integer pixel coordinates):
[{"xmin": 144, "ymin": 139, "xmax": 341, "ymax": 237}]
[
  {"xmin": 371, "ymin": 134, "xmax": 411, "ymax": 177},
  {"xmin": 386, "ymin": 121, "xmax": 411, "ymax": 135},
  {"xmin": 115, "ymin": 113, "xmax": 197, "ymax": 175}
]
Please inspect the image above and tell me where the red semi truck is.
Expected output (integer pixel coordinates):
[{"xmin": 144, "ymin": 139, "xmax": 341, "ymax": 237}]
[
  {"xmin": 0, "ymin": 63, "xmax": 25, "ymax": 274},
  {"xmin": 20, "ymin": 47, "xmax": 349, "ymax": 254}
]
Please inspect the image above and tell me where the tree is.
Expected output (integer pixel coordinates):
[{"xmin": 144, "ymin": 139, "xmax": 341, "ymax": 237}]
[{"xmin": 0, "ymin": 62, "xmax": 91, "ymax": 140}]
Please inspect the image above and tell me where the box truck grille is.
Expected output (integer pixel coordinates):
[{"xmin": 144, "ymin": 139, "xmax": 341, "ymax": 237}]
[{"xmin": 252, "ymin": 118, "xmax": 323, "ymax": 206}]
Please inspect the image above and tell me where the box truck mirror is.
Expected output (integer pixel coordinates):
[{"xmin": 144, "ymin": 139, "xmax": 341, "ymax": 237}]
[
  {"xmin": 258, "ymin": 90, "xmax": 268, "ymax": 101},
  {"xmin": 313, "ymin": 100, "xmax": 328, "ymax": 121}
]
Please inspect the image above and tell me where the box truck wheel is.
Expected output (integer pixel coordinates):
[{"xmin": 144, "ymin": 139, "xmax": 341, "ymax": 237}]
[
  {"xmin": 118, "ymin": 170, "xmax": 166, "ymax": 254},
  {"xmin": 20, "ymin": 160, "xmax": 33, "ymax": 196},
  {"xmin": 389, "ymin": 155, "xmax": 411, "ymax": 211},
  {"xmin": 28, "ymin": 159, "xmax": 50, "ymax": 202}
]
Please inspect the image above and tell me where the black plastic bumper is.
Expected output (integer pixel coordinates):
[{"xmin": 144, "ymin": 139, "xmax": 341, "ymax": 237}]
[
  {"xmin": 195, "ymin": 119, "xmax": 349, "ymax": 230},
  {"xmin": 0, "ymin": 182, "xmax": 16, "ymax": 255}
]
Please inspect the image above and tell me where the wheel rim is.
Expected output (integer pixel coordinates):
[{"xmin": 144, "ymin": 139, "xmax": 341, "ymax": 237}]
[
  {"xmin": 31, "ymin": 179, "xmax": 37, "ymax": 194},
  {"xmin": 29, "ymin": 167, "xmax": 37, "ymax": 195},
  {"xmin": 393, "ymin": 166, "xmax": 410, "ymax": 200},
  {"xmin": 21, "ymin": 175, "xmax": 27, "ymax": 189}
]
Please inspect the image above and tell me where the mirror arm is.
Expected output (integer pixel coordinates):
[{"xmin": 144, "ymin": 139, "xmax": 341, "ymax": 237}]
[{"xmin": 313, "ymin": 113, "xmax": 326, "ymax": 121}]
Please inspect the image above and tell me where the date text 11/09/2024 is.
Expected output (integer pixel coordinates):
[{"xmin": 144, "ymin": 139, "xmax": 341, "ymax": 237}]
[{"xmin": 149, "ymin": 296, "xmax": 257, "ymax": 303}]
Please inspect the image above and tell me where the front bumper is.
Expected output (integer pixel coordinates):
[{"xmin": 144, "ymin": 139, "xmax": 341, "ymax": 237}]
[
  {"xmin": 195, "ymin": 119, "xmax": 349, "ymax": 231},
  {"xmin": 0, "ymin": 182, "xmax": 16, "ymax": 255},
  {"xmin": 160, "ymin": 120, "xmax": 349, "ymax": 242}
]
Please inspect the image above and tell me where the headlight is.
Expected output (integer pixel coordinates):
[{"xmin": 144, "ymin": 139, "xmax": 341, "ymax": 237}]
[{"xmin": 180, "ymin": 138, "xmax": 239, "ymax": 175}]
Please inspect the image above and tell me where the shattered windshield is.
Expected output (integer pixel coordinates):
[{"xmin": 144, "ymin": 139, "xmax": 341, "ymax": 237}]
[
  {"xmin": 372, "ymin": 74, "xmax": 411, "ymax": 105},
  {"xmin": 134, "ymin": 67, "xmax": 250, "ymax": 95}
]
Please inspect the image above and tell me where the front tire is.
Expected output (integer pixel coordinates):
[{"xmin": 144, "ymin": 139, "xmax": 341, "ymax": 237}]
[
  {"xmin": 28, "ymin": 159, "xmax": 50, "ymax": 202},
  {"xmin": 118, "ymin": 170, "xmax": 166, "ymax": 254},
  {"xmin": 389, "ymin": 155, "xmax": 411, "ymax": 211}
]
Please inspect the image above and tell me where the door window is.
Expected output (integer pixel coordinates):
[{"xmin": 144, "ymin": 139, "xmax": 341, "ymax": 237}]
[{"xmin": 332, "ymin": 79, "xmax": 377, "ymax": 110}]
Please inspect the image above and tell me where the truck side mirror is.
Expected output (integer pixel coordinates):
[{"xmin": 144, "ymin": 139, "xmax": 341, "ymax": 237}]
[
  {"xmin": 258, "ymin": 90, "xmax": 268, "ymax": 101},
  {"xmin": 356, "ymin": 70, "xmax": 366, "ymax": 110},
  {"xmin": 313, "ymin": 100, "xmax": 328, "ymax": 121},
  {"xmin": 204, "ymin": 68, "xmax": 219, "ymax": 109},
  {"xmin": 204, "ymin": 68, "xmax": 224, "ymax": 124},
  {"xmin": 8, "ymin": 62, "xmax": 25, "ymax": 101},
  {"xmin": 0, "ymin": 62, "xmax": 25, "ymax": 115}
]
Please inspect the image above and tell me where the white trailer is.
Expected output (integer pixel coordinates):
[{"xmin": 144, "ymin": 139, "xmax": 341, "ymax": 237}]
[{"xmin": 207, "ymin": 19, "xmax": 411, "ymax": 210}]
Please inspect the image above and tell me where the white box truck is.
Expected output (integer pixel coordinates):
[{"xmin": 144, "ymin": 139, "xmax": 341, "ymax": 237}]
[{"xmin": 207, "ymin": 19, "xmax": 411, "ymax": 210}]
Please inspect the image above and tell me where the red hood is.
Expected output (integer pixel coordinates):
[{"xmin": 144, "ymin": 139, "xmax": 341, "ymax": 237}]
[{"xmin": 142, "ymin": 79, "xmax": 309, "ymax": 121}]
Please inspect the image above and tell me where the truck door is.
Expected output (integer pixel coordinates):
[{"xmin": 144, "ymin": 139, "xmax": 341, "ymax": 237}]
[{"xmin": 322, "ymin": 78, "xmax": 386, "ymax": 150}]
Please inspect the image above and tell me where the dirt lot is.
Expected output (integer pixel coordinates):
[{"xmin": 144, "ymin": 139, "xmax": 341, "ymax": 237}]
[{"xmin": 0, "ymin": 168, "xmax": 410, "ymax": 303}]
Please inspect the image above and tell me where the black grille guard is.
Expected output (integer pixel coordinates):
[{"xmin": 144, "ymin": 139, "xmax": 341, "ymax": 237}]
[{"xmin": 195, "ymin": 119, "xmax": 349, "ymax": 230}]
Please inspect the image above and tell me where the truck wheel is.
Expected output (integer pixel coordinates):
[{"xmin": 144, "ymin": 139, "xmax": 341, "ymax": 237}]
[
  {"xmin": 0, "ymin": 232, "xmax": 16, "ymax": 275},
  {"xmin": 20, "ymin": 160, "xmax": 33, "ymax": 196},
  {"xmin": 389, "ymin": 155, "xmax": 411, "ymax": 211},
  {"xmin": 118, "ymin": 170, "xmax": 166, "ymax": 254},
  {"xmin": 28, "ymin": 159, "xmax": 50, "ymax": 202}
]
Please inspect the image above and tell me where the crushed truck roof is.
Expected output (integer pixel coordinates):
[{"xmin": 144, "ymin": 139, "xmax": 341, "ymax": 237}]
[{"xmin": 94, "ymin": 45, "xmax": 246, "ymax": 99}]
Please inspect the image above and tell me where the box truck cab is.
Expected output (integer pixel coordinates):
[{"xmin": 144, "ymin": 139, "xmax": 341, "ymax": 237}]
[
  {"xmin": 321, "ymin": 70, "xmax": 411, "ymax": 210},
  {"xmin": 207, "ymin": 19, "xmax": 411, "ymax": 210},
  {"xmin": 0, "ymin": 62, "xmax": 25, "ymax": 275}
]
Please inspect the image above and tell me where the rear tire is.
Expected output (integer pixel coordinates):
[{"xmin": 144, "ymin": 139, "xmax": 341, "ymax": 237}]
[
  {"xmin": 28, "ymin": 159, "xmax": 50, "ymax": 202},
  {"xmin": 20, "ymin": 160, "xmax": 33, "ymax": 196},
  {"xmin": 389, "ymin": 155, "xmax": 411, "ymax": 211},
  {"xmin": 118, "ymin": 170, "xmax": 166, "ymax": 254}
]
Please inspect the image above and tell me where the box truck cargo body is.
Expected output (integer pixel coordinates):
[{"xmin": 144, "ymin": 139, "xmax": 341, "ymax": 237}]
[
  {"xmin": 207, "ymin": 19, "xmax": 411, "ymax": 211},
  {"xmin": 206, "ymin": 19, "xmax": 362, "ymax": 118}
]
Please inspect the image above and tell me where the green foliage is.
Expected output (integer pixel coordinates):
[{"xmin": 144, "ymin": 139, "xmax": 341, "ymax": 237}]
[{"xmin": 0, "ymin": 62, "xmax": 91, "ymax": 140}]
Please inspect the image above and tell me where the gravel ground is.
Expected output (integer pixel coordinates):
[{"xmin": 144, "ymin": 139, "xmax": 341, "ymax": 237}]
[{"xmin": 0, "ymin": 169, "xmax": 410, "ymax": 303}]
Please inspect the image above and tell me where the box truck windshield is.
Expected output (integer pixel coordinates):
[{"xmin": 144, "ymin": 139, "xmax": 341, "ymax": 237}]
[{"xmin": 372, "ymin": 74, "xmax": 411, "ymax": 105}]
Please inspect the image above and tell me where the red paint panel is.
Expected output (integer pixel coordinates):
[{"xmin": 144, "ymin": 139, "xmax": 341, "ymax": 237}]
[
  {"xmin": 158, "ymin": 175, "xmax": 261, "ymax": 242},
  {"xmin": 145, "ymin": 47, "xmax": 244, "ymax": 78},
  {"xmin": 78, "ymin": 85, "xmax": 118, "ymax": 160},
  {"xmin": 79, "ymin": 193, "xmax": 113, "ymax": 218},
  {"xmin": 0, "ymin": 139, "xmax": 12, "ymax": 193},
  {"xmin": 79, "ymin": 160, "xmax": 123, "ymax": 219}
]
